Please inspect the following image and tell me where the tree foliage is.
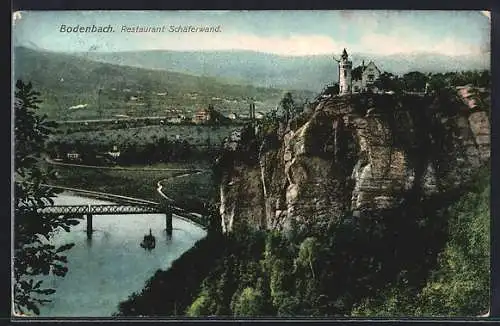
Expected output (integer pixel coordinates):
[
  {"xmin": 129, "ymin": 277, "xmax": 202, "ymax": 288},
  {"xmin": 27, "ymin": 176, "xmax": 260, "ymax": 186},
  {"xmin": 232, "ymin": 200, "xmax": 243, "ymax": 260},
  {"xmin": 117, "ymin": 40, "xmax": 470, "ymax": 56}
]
[
  {"xmin": 279, "ymin": 92, "xmax": 295, "ymax": 123},
  {"xmin": 402, "ymin": 71, "xmax": 428, "ymax": 92},
  {"xmin": 232, "ymin": 287, "xmax": 266, "ymax": 316},
  {"xmin": 351, "ymin": 168, "xmax": 490, "ymax": 317},
  {"xmin": 374, "ymin": 72, "xmax": 403, "ymax": 93},
  {"xmin": 186, "ymin": 291, "xmax": 211, "ymax": 317},
  {"xmin": 14, "ymin": 80, "xmax": 82, "ymax": 316},
  {"xmin": 120, "ymin": 162, "xmax": 489, "ymax": 317},
  {"xmin": 417, "ymin": 171, "xmax": 490, "ymax": 316},
  {"xmin": 371, "ymin": 69, "xmax": 490, "ymax": 94}
]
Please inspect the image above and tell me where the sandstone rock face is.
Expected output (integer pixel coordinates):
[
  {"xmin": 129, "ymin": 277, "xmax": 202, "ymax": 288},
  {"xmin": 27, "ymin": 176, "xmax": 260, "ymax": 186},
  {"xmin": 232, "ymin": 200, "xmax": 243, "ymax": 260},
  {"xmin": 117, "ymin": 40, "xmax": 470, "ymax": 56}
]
[{"xmin": 218, "ymin": 91, "xmax": 490, "ymax": 232}]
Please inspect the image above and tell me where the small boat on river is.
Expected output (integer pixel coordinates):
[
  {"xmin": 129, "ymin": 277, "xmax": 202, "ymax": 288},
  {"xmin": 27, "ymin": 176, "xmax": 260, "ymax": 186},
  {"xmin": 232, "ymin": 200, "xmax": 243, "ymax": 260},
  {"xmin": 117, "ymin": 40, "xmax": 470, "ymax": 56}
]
[{"xmin": 140, "ymin": 229, "xmax": 156, "ymax": 250}]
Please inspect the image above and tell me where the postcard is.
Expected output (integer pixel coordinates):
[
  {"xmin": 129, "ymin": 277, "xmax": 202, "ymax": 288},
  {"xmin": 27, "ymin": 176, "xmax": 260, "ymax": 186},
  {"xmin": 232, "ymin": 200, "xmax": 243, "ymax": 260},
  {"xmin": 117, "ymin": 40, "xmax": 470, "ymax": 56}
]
[{"xmin": 12, "ymin": 10, "xmax": 491, "ymax": 318}]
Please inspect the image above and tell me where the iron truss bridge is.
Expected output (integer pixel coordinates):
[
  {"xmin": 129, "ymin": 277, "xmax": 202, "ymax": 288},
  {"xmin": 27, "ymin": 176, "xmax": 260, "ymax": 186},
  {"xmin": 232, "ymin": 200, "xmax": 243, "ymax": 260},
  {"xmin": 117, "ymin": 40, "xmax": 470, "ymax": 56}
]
[{"xmin": 37, "ymin": 204, "xmax": 163, "ymax": 215}]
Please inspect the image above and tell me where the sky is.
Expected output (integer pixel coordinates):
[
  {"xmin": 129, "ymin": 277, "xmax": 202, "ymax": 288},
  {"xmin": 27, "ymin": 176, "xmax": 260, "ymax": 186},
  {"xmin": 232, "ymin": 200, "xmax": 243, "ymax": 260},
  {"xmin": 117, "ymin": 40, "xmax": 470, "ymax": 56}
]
[{"xmin": 12, "ymin": 10, "xmax": 490, "ymax": 57}]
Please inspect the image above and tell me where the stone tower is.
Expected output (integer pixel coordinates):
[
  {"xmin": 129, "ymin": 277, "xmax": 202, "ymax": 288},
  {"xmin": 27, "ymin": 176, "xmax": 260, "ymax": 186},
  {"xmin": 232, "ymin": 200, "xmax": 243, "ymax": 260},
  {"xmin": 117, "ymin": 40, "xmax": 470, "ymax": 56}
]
[{"xmin": 339, "ymin": 48, "xmax": 352, "ymax": 95}]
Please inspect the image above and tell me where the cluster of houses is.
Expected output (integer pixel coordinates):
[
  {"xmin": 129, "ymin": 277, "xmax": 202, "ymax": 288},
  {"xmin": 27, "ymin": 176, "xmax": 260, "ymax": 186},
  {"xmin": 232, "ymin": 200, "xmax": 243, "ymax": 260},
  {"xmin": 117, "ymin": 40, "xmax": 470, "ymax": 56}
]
[
  {"xmin": 61, "ymin": 145, "xmax": 121, "ymax": 163},
  {"xmin": 158, "ymin": 105, "xmax": 266, "ymax": 125},
  {"xmin": 191, "ymin": 106, "xmax": 265, "ymax": 124},
  {"xmin": 227, "ymin": 111, "xmax": 265, "ymax": 121}
]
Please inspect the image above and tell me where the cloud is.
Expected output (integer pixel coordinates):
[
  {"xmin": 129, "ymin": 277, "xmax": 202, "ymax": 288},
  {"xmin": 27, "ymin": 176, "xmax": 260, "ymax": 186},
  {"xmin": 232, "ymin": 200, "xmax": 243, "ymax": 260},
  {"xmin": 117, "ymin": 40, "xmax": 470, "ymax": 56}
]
[
  {"xmin": 136, "ymin": 32, "xmax": 346, "ymax": 56},
  {"xmin": 357, "ymin": 31, "xmax": 485, "ymax": 56},
  {"xmin": 132, "ymin": 30, "xmax": 484, "ymax": 57}
]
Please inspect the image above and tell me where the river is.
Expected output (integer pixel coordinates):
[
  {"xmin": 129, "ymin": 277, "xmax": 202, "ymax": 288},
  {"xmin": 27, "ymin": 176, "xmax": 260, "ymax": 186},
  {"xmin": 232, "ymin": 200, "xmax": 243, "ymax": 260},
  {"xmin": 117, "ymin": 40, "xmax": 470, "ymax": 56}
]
[{"xmin": 34, "ymin": 193, "xmax": 207, "ymax": 317}]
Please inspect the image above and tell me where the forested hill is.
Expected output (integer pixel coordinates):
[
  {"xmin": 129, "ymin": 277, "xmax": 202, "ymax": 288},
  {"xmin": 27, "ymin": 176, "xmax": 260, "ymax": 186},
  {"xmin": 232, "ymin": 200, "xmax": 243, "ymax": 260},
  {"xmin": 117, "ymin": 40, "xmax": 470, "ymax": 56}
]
[
  {"xmin": 76, "ymin": 49, "xmax": 490, "ymax": 92},
  {"xmin": 13, "ymin": 46, "xmax": 313, "ymax": 120}
]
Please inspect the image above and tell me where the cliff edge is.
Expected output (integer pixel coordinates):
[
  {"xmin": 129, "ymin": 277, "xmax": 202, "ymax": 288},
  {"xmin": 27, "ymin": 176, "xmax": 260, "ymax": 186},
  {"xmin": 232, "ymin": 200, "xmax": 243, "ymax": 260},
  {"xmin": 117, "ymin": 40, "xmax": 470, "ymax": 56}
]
[{"xmin": 217, "ymin": 89, "xmax": 490, "ymax": 233}]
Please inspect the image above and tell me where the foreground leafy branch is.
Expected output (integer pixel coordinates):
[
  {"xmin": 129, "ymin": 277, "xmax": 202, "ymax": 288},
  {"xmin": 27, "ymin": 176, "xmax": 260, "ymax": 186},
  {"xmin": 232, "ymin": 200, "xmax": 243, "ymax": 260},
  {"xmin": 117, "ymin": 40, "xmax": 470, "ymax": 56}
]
[{"xmin": 13, "ymin": 80, "xmax": 82, "ymax": 316}]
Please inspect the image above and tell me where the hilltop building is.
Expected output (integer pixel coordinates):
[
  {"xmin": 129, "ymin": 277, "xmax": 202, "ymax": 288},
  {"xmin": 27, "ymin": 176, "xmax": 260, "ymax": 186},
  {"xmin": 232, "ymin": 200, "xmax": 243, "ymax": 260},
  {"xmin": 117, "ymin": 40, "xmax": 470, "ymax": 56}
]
[{"xmin": 338, "ymin": 48, "xmax": 382, "ymax": 95}]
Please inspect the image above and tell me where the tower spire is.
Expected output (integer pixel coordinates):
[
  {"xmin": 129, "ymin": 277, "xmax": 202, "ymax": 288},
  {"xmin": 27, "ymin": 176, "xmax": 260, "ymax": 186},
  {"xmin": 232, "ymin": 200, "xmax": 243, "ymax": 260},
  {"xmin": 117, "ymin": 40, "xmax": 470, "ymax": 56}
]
[{"xmin": 342, "ymin": 48, "xmax": 348, "ymax": 61}]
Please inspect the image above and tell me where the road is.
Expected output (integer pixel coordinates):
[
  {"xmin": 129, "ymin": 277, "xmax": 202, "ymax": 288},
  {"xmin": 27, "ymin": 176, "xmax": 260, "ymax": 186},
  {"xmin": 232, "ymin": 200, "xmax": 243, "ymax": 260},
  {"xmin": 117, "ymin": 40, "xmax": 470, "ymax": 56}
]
[
  {"xmin": 53, "ymin": 116, "xmax": 168, "ymax": 124},
  {"xmin": 156, "ymin": 170, "xmax": 207, "ymax": 202}
]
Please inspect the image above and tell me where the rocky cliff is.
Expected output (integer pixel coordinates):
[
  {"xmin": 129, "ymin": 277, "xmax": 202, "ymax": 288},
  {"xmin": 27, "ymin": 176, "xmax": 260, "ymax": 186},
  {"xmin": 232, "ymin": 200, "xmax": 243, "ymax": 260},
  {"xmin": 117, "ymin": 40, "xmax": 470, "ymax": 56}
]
[{"xmin": 217, "ymin": 89, "xmax": 490, "ymax": 233}]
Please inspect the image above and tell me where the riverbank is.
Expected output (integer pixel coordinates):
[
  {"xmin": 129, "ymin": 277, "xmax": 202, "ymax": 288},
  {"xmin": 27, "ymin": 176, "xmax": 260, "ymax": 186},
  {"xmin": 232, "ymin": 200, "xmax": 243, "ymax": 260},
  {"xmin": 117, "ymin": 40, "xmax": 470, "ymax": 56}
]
[
  {"xmin": 116, "ymin": 232, "xmax": 226, "ymax": 317},
  {"xmin": 42, "ymin": 161, "xmax": 215, "ymax": 207}
]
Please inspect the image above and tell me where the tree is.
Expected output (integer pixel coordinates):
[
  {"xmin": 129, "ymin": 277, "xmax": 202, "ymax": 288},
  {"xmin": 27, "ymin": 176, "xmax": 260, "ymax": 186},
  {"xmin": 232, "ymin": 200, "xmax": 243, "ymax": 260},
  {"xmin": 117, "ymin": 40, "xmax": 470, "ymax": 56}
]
[
  {"xmin": 374, "ymin": 72, "xmax": 403, "ymax": 93},
  {"xmin": 186, "ymin": 291, "xmax": 212, "ymax": 316},
  {"xmin": 478, "ymin": 70, "xmax": 490, "ymax": 88},
  {"xmin": 232, "ymin": 287, "xmax": 266, "ymax": 316},
  {"xmin": 295, "ymin": 237, "xmax": 319, "ymax": 280},
  {"xmin": 402, "ymin": 71, "xmax": 428, "ymax": 92},
  {"xmin": 261, "ymin": 231, "xmax": 296, "ymax": 313},
  {"xmin": 427, "ymin": 73, "xmax": 448, "ymax": 93},
  {"xmin": 279, "ymin": 92, "xmax": 295, "ymax": 123},
  {"xmin": 418, "ymin": 172, "xmax": 490, "ymax": 316},
  {"xmin": 14, "ymin": 80, "xmax": 82, "ymax": 315},
  {"xmin": 205, "ymin": 202, "xmax": 222, "ymax": 235}
]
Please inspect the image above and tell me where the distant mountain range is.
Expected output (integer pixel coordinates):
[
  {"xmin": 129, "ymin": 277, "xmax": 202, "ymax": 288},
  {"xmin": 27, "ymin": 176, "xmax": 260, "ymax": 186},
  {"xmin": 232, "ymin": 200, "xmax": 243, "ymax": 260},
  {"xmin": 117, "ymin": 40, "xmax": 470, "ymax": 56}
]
[
  {"xmin": 14, "ymin": 46, "xmax": 315, "ymax": 120},
  {"xmin": 65, "ymin": 49, "xmax": 491, "ymax": 92},
  {"xmin": 12, "ymin": 45, "xmax": 490, "ymax": 120}
]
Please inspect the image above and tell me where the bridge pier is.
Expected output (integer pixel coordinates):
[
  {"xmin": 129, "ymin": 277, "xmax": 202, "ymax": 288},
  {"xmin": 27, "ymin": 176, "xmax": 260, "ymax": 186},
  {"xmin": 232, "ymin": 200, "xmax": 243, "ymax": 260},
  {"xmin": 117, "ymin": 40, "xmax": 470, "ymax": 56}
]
[
  {"xmin": 165, "ymin": 206, "xmax": 173, "ymax": 237},
  {"xmin": 86, "ymin": 214, "xmax": 93, "ymax": 239}
]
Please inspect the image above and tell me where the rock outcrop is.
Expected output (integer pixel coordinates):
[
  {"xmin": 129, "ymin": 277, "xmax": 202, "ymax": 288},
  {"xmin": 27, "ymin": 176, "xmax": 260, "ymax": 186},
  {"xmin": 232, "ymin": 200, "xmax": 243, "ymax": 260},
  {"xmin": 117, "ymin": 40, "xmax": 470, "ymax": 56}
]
[{"xmin": 218, "ymin": 90, "xmax": 490, "ymax": 233}]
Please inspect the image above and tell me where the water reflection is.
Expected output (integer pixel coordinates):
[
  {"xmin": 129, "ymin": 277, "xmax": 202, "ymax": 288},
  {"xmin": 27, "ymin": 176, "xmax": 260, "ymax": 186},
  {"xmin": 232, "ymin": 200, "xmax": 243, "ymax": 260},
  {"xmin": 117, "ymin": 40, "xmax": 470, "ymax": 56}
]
[{"xmin": 35, "ymin": 193, "xmax": 206, "ymax": 317}]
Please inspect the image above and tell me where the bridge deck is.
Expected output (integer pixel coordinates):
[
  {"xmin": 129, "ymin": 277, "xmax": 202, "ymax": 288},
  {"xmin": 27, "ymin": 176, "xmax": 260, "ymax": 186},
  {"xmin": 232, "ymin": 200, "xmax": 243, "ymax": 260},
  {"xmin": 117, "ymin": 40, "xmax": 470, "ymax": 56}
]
[
  {"xmin": 37, "ymin": 204, "xmax": 163, "ymax": 215},
  {"xmin": 35, "ymin": 204, "xmax": 208, "ymax": 228}
]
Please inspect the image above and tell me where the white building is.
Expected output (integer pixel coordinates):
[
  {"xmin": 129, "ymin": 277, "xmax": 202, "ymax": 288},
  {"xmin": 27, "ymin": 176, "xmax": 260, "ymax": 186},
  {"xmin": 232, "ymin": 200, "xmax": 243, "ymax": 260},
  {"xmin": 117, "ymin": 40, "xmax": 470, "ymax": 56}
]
[
  {"xmin": 66, "ymin": 151, "xmax": 81, "ymax": 161},
  {"xmin": 338, "ymin": 49, "xmax": 382, "ymax": 95},
  {"xmin": 352, "ymin": 61, "xmax": 382, "ymax": 93},
  {"xmin": 338, "ymin": 48, "xmax": 353, "ymax": 95}
]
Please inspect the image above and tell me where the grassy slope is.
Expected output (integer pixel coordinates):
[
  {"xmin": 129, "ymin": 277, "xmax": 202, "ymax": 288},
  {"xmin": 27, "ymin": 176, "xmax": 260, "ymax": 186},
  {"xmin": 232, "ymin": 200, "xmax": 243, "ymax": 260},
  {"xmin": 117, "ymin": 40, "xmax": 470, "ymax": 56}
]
[
  {"xmin": 43, "ymin": 162, "xmax": 214, "ymax": 205},
  {"xmin": 49, "ymin": 125, "xmax": 237, "ymax": 149}
]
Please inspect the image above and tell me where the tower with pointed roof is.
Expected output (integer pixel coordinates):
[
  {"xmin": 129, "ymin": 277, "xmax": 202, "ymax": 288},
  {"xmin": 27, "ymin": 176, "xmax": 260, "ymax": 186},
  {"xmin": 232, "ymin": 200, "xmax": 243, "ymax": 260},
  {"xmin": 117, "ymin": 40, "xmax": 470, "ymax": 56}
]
[{"xmin": 339, "ymin": 48, "xmax": 353, "ymax": 95}]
